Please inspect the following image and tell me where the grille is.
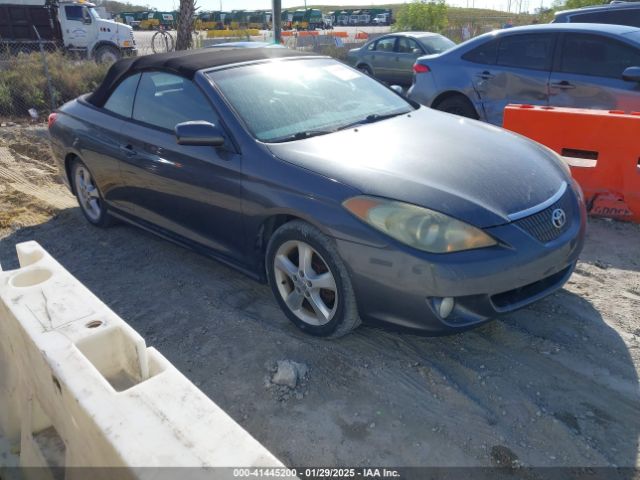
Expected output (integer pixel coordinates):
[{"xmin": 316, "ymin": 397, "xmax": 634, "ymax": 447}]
[
  {"xmin": 514, "ymin": 189, "xmax": 574, "ymax": 243},
  {"xmin": 491, "ymin": 265, "xmax": 572, "ymax": 309}
]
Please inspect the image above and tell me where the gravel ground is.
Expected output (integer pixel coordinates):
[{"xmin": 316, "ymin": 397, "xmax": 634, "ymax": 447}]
[{"xmin": 0, "ymin": 125, "xmax": 639, "ymax": 470}]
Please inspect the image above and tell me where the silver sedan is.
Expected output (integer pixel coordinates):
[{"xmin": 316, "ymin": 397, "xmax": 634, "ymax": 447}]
[{"xmin": 346, "ymin": 32, "xmax": 455, "ymax": 86}]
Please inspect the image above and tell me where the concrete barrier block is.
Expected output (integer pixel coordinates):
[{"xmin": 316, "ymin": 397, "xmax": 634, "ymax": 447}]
[{"xmin": 0, "ymin": 241, "xmax": 286, "ymax": 472}]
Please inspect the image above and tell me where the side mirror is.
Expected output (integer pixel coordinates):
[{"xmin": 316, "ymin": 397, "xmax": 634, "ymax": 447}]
[
  {"xmin": 390, "ymin": 85, "xmax": 404, "ymax": 95},
  {"xmin": 175, "ymin": 121, "xmax": 225, "ymax": 147},
  {"xmin": 622, "ymin": 66, "xmax": 640, "ymax": 83},
  {"xmin": 83, "ymin": 17, "xmax": 92, "ymax": 25}
]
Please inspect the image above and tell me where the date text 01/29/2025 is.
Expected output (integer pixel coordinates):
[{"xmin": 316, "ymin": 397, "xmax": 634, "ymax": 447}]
[{"xmin": 232, "ymin": 468, "xmax": 401, "ymax": 478}]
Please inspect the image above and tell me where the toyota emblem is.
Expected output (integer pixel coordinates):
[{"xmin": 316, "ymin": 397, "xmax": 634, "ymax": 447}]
[{"xmin": 551, "ymin": 208, "xmax": 566, "ymax": 229}]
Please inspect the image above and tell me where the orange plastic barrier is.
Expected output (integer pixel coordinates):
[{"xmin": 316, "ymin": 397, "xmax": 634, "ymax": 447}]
[
  {"xmin": 328, "ymin": 31, "xmax": 348, "ymax": 37},
  {"xmin": 297, "ymin": 30, "xmax": 319, "ymax": 37},
  {"xmin": 355, "ymin": 32, "xmax": 369, "ymax": 40},
  {"xmin": 503, "ymin": 105, "xmax": 640, "ymax": 223},
  {"xmin": 281, "ymin": 31, "xmax": 293, "ymax": 37}
]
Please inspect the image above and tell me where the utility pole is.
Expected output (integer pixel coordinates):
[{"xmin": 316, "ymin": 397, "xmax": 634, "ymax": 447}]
[{"xmin": 273, "ymin": 0, "xmax": 282, "ymax": 44}]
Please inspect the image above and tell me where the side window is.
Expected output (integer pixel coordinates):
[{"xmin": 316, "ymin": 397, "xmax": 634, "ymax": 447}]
[
  {"xmin": 65, "ymin": 5, "xmax": 90, "ymax": 23},
  {"xmin": 132, "ymin": 72, "xmax": 219, "ymax": 131},
  {"xmin": 571, "ymin": 9, "xmax": 640, "ymax": 28},
  {"xmin": 65, "ymin": 5, "xmax": 83, "ymax": 21},
  {"xmin": 559, "ymin": 34, "xmax": 640, "ymax": 78},
  {"xmin": 375, "ymin": 37, "xmax": 396, "ymax": 52},
  {"xmin": 104, "ymin": 73, "xmax": 140, "ymax": 118},
  {"xmin": 462, "ymin": 39, "xmax": 498, "ymax": 65},
  {"xmin": 496, "ymin": 34, "xmax": 553, "ymax": 70},
  {"xmin": 397, "ymin": 37, "xmax": 422, "ymax": 54}
]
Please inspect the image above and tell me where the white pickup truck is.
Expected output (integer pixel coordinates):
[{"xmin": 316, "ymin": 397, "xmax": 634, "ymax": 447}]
[
  {"xmin": 0, "ymin": 0, "xmax": 136, "ymax": 62},
  {"xmin": 372, "ymin": 13, "xmax": 390, "ymax": 26}
]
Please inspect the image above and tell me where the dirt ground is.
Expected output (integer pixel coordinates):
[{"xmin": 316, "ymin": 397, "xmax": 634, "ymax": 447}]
[{"xmin": 1, "ymin": 125, "xmax": 639, "ymax": 470}]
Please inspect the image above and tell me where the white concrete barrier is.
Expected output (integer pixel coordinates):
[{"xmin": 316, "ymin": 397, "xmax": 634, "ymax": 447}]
[{"xmin": 0, "ymin": 241, "xmax": 286, "ymax": 474}]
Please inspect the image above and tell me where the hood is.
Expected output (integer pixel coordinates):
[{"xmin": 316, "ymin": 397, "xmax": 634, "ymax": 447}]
[
  {"xmin": 98, "ymin": 18, "xmax": 133, "ymax": 38},
  {"xmin": 267, "ymin": 108, "xmax": 569, "ymax": 228}
]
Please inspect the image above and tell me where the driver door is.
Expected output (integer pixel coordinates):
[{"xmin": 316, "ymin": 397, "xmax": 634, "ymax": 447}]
[
  {"xmin": 370, "ymin": 36, "xmax": 398, "ymax": 82},
  {"xmin": 118, "ymin": 71, "xmax": 245, "ymax": 262},
  {"xmin": 61, "ymin": 5, "xmax": 92, "ymax": 49}
]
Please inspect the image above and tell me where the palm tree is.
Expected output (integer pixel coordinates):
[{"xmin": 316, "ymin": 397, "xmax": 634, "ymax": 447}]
[{"xmin": 176, "ymin": 0, "xmax": 195, "ymax": 50}]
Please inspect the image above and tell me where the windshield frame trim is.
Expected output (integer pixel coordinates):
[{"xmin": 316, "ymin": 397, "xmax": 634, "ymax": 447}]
[{"xmin": 201, "ymin": 55, "xmax": 330, "ymax": 76}]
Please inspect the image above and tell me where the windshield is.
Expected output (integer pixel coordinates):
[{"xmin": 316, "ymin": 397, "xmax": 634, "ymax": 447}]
[
  {"xmin": 418, "ymin": 35, "xmax": 456, "ymax": 54},
  {"xmin": 207, "ymin": 58, "xmax": 414, "ymax": 142},
  {"xmin": 89, "ymin": 7, "xmax": 101, "ymax": 19}
]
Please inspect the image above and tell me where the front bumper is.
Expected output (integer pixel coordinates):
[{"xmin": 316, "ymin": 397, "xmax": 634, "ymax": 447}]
[
  {"xmin": 334, "ymin": 191, "xmax": 587, "ymax": 333},
  {"xmin": 123, "ymin": 47, "xmax": 138, "ymax": 57}
]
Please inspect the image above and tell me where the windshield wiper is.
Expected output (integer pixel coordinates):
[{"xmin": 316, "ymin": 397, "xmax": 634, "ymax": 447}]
[
  {"xmin": 267, "ymin": 110, "xmax": 410, "ymax": 143},
  {"xmin": 337, "ymin": 111, "xmax": 410, "ymax": 131},
  {"xmin": 268, "ymin": 129, "xmax": 336, "ymax": 143}
]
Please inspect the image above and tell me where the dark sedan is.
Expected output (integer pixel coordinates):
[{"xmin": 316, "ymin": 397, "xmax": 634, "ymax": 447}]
[{"xmin": 49, "ymin": 48, "xmax": 586, "ymax": 337}]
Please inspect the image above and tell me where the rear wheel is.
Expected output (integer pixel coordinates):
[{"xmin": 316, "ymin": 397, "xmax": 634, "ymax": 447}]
[
  {"xmin": 71, "ymin": 160, "xmax": 114, "ymax": 227},
  {"xmin": 266, "ymin": 221, "xmax": 361, "ymax": 338},
  {"xmin": 434, "ymin": 94, "xmax": 478, "ymax": 119}
]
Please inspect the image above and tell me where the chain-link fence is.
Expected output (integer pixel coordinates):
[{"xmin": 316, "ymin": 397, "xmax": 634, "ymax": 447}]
[
  {"xmin": 0, "ymin": 18, "xmax": 531, "ymax": 120},
  {"xmin": 0, "ymin": 40, "xmax": 109, "ymax": 121},
  {"xmin": 133, "ymin": 29, "xmax": 211, "ymax": 55},
  {"xmin": 444, "ymin": 13, "xmax": 535, "ymax": 42},
  {"xmin": 277, "ymin": 16, "xmax": 540, "ymax": 61}
]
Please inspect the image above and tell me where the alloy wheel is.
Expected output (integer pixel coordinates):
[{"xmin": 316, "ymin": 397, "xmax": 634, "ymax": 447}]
[
  {"xmin": 273, "ymin": 240, "xmax": 338, "ymax": 326},
  {"xmin": 74, "ymin": 165, "xmax": 102, "ymax": 222}
]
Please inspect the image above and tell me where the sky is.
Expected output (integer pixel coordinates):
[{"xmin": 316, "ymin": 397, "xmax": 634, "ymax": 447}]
[{"xmin": 145, "ymin": 0, "xmax": 553, "ymax": 14}]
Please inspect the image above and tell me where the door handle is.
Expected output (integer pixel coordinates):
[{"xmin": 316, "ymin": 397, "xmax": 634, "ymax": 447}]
[
  {"xmin": 478, "ymin": 70, "xmax": 494, "ymax": 80},
  {"xmin": 120, "ymin": 144, "xmax": 137, "ymax": 156},
  {"xmin": 551, "ymin": 80, "xmax": 575, "ymax": 89}
]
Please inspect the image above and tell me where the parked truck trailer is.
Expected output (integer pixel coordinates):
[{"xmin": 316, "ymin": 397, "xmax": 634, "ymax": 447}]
[{"xmin": 0, "ymin": 0, "xmax": 136, "ymax": 62}]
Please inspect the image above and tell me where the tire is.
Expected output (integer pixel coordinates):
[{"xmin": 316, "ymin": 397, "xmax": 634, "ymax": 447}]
[
  {"xmin": 71, "ymin": 159, "xmax": 115, "ymax": 228},
  {"xmin": 152, "ymin": 31, "xmax": 175, "ymax": 53},
  {"xmin": 94, "ymin": 45, "xmax": 121, "ymax": 64},
  {"xmin": 433, "ymin": 95, "xmax": 478, "ymax": 119},
  {"xmin": 266, "ymin": 220, "xmax": 361, "ymax": 338},
  {"xmin": 357, "ymin": 64, "xmax": 373, "ymax": 76}
]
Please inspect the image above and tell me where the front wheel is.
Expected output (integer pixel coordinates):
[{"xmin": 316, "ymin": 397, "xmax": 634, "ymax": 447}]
[
  {"xmin": 266, "ymin": 221, "xmax": 361, "ymax": 338},
  {"xmin": 94, "ymin": 45, "xmax": 121, "ymax": 64}
]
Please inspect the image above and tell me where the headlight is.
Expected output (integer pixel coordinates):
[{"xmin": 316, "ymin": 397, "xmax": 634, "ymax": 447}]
[{"xmin": 343, "ymin": 196, "xmax": 497, "ymax": 253}]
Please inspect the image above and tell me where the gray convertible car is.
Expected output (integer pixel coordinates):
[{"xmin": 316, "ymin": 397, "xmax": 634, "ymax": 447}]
[{"xmin": 49, "ymin": 48, "xmax": 586, "ymax": 337}]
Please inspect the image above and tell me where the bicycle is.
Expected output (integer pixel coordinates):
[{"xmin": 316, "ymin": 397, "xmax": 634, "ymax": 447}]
[{"xmin": 151, "ymin": 27, "xmax": 175, "ymax": 53}]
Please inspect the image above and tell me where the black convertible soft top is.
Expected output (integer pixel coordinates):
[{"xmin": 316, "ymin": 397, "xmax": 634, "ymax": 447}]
[{"xmin": 87, "ymin": 48, "xmax": 317, "ymax": 107}]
